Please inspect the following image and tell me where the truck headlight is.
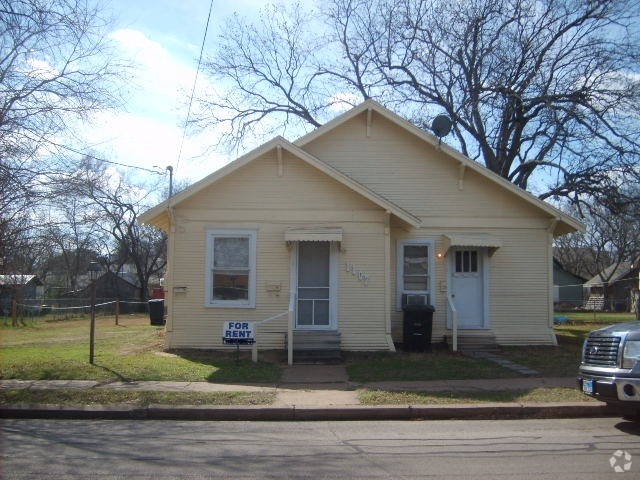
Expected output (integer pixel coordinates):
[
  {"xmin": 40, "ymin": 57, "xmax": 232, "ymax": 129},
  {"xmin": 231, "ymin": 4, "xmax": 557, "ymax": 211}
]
[{"xmin": 622, "ymin": 341, "xmax": 640, "ymax": 368}]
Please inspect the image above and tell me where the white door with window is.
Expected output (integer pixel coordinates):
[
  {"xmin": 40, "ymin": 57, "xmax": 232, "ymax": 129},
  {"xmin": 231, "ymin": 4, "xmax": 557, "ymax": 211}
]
[
  {"xmin": 450, "ymin": 249, "xmax": 487, "ymax": 329},
  {"xmin": 294, "ymin": 241, "xmax": 338, "ymax": 330}
]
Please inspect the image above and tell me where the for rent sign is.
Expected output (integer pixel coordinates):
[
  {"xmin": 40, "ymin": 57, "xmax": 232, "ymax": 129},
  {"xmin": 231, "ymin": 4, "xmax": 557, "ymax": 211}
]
[{"xmin": 222, "ymin": 321, "xmax": 255, "ymax": 345}]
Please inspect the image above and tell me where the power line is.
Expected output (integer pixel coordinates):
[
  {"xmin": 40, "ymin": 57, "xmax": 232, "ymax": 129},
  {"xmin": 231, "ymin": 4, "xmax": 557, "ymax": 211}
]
[
  {"xmin": 175, "ymin": 0, "xmax": 215, "ymax": 175},
  {"xmin": 57, "ymin": 143, "xmax": 163, "ymax": 174}
]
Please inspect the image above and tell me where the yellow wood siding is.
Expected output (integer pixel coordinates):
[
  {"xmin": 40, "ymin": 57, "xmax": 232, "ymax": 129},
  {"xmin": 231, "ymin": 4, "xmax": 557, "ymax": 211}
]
[
  {"xmin": 389, "ymin": 226, "xmax": 555, "ymax": 346},
  {"xmin": 302, "ymin": 111, "xmax": 556, "ymax": 346},
  {"xmin": 165, "ymin": 151, "xmax": 390, "ymax": 350},
  {"xmin": 158, "ymin": 106, "xmax": 562, "ymax": 350},
  {"xmin": 302, "ymin": 112, "xmax": 549, "ymax": 222}
]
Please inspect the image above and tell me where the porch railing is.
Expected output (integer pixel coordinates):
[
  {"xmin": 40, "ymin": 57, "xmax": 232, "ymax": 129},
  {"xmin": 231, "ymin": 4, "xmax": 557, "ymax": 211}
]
[
  {"xmin": 447, "ymin": 295, "xmax": 458, "ymax": 352},
  {"xmin": 251, "ymin": 292, "xmax": 296, "ymax": 365}
]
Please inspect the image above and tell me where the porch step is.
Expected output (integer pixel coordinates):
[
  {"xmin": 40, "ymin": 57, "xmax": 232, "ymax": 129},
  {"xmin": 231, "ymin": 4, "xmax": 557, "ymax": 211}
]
[
  {"xmin": 445, "ymin": 335, "xmax": 499, "ymax": 354},
  {"xmin": 292, "ymin": 331, "xmax": 342, "ymax": 364}
]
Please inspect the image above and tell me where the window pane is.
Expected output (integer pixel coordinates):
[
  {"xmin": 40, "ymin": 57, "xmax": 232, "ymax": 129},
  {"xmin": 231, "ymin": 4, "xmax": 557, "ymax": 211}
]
[
  {"xmin": 214, "ymin": 237, "xmax": 249, "ymax": 268},
  {"xmin": 298, "ymin": 287, "xmax": 329, "ymax": 300},
  {"xmin": 297, "ymin": 300, "xmax": 313, "ymax": 325},
  {"xmin": 298, "ymin": 242, "xmax": 330, "ymax": 287},
  {"xmin": 314, "ymin": 300, "xmax": 330, "ymax": 325},
  {"xmin": 404, "ymin": 245, "xmax": 428, "ymax": 275},
  {"xmin": 404, "ymin": 275, "xmax": 428, "ymax": 291},
  {"xmin": 455, "ymin": 250, "xmax": 479, "ymax": 273},
  {"xmin": 213, "ymin": 270, "xmax": 248, "ymax": 300}
]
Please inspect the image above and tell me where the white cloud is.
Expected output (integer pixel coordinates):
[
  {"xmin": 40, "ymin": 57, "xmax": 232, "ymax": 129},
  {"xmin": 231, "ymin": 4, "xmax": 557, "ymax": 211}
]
[
  {"xmin": 71, "ymin": 28, "xmax": 232, "ymax": 186},
  {"xmin": 109, "ymin": 29, "xmax": 197, "ymax": 121},
  {"xmin": 23, "ymin": 58, "xmax": 59, "ymax": 80}
]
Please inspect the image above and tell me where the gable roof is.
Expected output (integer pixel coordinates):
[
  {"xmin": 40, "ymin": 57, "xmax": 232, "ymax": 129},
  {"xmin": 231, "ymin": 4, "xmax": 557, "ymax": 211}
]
[
  {"xmin": 141, "ymin": 100, "xmax": 584, "ymax": 236},
  {"xmin": 140, "ymin": 135, "xmax": 421, "ymax": 230},
  {"xmin": 296, "ymin": 100, "xmax": 584, "ymax": 237},
  {"xmin": 585, "ymin": 261, "xmax": 637, "ymax": 287}
]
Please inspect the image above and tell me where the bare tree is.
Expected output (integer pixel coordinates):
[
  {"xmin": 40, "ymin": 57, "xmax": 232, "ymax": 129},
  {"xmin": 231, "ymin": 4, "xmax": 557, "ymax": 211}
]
[
  {"xmin": 65, "ymin": 160, "xmax": 167, "ymax": 301},
  {"xmin": 555, "ymin": 185, "xmax": 640, "ymax": 303},
  {"xmin": 0, "ymin": 0, "xmax": 122, "ymax": 272},
  {"xmin": 196, "ymin": 0, "xmax": 640, "ymax": 207},
  {"xmin": 38, "ymin": 197, "xmax": 106, "ymax": 292}
]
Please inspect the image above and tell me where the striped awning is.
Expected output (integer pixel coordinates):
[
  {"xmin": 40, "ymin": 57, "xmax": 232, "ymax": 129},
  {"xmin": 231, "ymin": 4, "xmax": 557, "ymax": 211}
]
[
  {"xmin": 284, "ymin": 227, "xmax": 343, "ymax": 242},
  {"xmin": 443, "ymin": 234, "xmax": 502, "ymax": 256}
]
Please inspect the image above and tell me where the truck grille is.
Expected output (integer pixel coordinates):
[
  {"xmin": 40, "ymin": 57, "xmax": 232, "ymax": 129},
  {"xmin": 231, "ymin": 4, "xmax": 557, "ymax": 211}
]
[{"xmin": 583, "ymin": 336, "xmax": 621, "ymax": 366}]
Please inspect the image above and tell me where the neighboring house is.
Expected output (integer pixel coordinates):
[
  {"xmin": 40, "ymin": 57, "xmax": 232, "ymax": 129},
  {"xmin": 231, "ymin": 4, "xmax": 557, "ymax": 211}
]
[
  {"xmin": 140, "ymin": 100, "xmax": 584, "ymax": 357},
  {"xmin": 71, "ymin": 271, "xmax": 142, "ymax": 300},
  {"xmin": 553, "ymin": 258, "xmax": 587, "ymax": 308},
  {"xmin": 0, "ymin": 274, "xmax": 44, "ymax": 315},
  {"xmin": 584, "ymin": 259, "xmax": 640, "ymax": 312}
]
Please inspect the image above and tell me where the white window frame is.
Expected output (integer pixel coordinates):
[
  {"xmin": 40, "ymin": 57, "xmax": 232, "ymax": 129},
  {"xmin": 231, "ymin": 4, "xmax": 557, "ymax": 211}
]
[
  {"xmin": 205, "ymin": 229, "xmax": 257, "ymax": 308},
  {"xmin": 397, "ymin": 239, "xmax": 435, "ymax": 310}
]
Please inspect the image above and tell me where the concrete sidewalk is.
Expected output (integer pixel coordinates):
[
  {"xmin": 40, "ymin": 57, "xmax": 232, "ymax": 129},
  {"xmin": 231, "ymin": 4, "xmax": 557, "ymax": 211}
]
[{"xmin": 0, "ymin": 365, "xmax": 614, "ymax": 421}]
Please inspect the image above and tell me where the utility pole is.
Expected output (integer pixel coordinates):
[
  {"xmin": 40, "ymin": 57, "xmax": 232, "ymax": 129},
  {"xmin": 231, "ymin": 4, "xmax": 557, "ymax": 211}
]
[{"xmin": 166, "ymin": 166, "xmax": 173, "ymax": 198}]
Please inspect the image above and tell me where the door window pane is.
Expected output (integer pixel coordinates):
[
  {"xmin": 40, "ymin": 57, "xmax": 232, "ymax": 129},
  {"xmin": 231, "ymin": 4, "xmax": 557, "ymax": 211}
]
[
  {"xmin": 297, "ymin": 300, "xmax": 313, "ymax": 325},
  {"xmin": 298, "ymin": 242, "xmax": 330, "ymax": 287},
  {"xmin": 455, "ymin": 250, "xmax": 479, "ymax": 273}
]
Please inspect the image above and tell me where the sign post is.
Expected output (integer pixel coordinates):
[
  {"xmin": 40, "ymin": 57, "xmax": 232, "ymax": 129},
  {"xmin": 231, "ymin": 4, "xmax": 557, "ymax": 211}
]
[{"xmin": 222, "ymin": 322, "xmax": 255, "ymax": 363}]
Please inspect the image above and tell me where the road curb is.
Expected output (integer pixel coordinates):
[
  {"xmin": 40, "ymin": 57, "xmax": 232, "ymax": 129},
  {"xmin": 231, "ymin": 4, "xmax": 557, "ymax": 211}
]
[{"xmin": 0, "ymin": 402, "xmax": 615, "ymax": 421}]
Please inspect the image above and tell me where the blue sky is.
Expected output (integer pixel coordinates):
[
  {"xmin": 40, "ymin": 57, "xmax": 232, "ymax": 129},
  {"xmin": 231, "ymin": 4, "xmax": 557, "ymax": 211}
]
[{"xmin": 82, "ymin": 0, "xmax": 290, "ymax": 189}]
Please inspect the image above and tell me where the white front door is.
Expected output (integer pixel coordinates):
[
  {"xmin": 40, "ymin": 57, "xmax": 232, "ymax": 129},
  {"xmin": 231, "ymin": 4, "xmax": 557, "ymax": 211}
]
[
  {"xmin": 450, "ymin": 249, "xmax": 487, "ymax": 329},
  {"xmin": 295, "ymin": 241, "xmax": 338, "ymax": 330}
]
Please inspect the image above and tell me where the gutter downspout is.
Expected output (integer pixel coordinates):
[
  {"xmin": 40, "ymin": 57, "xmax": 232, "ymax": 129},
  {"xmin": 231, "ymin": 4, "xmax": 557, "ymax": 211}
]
[{"xmin": 164, "ymin": 206, "xmax": 176, "ymax": 346}]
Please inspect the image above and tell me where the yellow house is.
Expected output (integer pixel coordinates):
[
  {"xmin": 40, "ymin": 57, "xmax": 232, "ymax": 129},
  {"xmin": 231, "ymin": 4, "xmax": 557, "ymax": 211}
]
[{"xmin": 140, "ymin": 100, "xmax": 583, "ymax": 362}]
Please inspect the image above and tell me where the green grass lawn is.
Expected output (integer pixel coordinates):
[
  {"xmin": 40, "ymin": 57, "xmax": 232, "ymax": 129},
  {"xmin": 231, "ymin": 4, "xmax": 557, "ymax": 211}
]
[
  {"xmin": 345, "ymin": 350, "xmax": 516, "ymax": 383},
  {"xmin": 0, "ymin": 314, "xmax": 281, "ymax": 383},
  {"xmin": 554, "ymin": 311, "xmax": 636, "ymax": 325},
  {"xmin": 0, "ymin": 389, "xmax": 275, "ymax": 406},
  {"xmin": 2, "ymin": 311, "xmax": 629, "ymax": 387},
  {"xmin": 358, "ymin": 387, "xmax": 594, "ymax": 405}
]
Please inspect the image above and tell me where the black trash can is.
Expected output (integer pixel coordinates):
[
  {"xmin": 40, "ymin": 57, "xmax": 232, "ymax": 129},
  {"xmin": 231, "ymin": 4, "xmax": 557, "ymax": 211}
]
[
  {"xmin": 402, "ymin": 299, "xmax": 435, "ymax": 352},
  {"xmin": 148, "ymin": 299, "xmax": 165, "ymax": 326}
]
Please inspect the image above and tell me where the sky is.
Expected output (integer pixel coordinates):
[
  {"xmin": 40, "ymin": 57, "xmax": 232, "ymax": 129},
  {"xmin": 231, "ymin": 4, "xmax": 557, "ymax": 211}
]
[{"xmin": 83, "ymin": 0, "xmax": 289, "ymax": 193}]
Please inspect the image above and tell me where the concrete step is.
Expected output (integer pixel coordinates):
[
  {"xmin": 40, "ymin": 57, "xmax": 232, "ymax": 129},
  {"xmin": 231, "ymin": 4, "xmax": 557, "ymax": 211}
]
[
  {"xmin": 445, "ymin": 335, "xmax": 499, "ymax": 353},
  {"xmin": 291, "ymin": 331, "xmax": 341, "ymax": 364},
  {"xmin": 292, "ymin": 331, "xmax": 341, "ymax": 350}
]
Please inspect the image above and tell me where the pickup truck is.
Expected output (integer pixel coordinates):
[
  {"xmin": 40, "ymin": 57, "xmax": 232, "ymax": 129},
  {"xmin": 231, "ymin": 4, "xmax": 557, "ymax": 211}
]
[{"xmin": 577, "ymin": 321, "xmax": 640, "ymax": 418}]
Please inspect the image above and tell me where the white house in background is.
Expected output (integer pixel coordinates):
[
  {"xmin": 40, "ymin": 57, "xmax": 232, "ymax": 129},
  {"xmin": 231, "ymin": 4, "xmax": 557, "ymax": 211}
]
[{"xmin": 140, "ymin": 100, "xmax": 584, "ymax": 361}]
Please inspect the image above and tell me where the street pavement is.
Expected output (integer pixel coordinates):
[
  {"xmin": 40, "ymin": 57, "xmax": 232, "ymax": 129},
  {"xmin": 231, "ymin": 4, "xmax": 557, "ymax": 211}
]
[{"xmin": 0, "ymin": 365, "xmax": 617, "ymax": 421}]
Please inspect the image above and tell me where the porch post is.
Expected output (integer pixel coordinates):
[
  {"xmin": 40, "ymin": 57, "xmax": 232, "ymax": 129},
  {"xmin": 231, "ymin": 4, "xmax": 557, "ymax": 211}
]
[
  {"xmin": 547, "ymin": 219, "xmax": 558, "ymax": 346},
  {"xmin": 384, "ymin": 212, "xmax": 395, "ymax": 351}
]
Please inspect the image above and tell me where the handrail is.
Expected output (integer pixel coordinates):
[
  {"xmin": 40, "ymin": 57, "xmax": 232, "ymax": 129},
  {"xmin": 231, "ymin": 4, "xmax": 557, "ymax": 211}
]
[
  {"xmin": 251, "ymin": 292, "xmax": 296, "ymax": 364},
  {"xmin": 287, "ymin": 293, "xmax": 296, "ymax": 366},
  {"xmin": 251, "ymin": 310, "xmax": 287, "ymax": 363},
  {"xmin": 447, "ymin": 295, "xmax": 458, "ymax": 352}
]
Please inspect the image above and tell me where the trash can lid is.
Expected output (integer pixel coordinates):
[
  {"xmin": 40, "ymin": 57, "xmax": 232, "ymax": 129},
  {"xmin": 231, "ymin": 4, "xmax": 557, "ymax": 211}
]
[{"xmin": 402, "ymin": 304, "xmax": 435, "ymax": 312}]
